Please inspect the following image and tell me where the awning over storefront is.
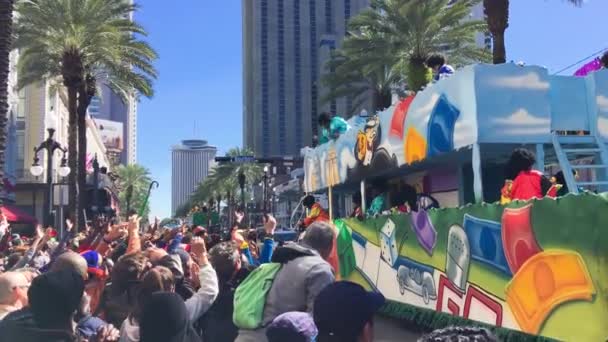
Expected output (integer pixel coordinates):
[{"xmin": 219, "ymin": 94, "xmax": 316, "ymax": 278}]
[{"xmin": 1, "ymin": 205, "xmax": 37, "ymax": 224}]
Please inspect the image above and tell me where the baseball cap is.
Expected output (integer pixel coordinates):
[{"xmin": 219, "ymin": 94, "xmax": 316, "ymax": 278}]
[
  {"xmin": 266, "ymin": 312, "xmax": 318, "ymax": 342},
  {"xmin": 313, "ymin": 281, "xmax": 385, "ymax": 341}
]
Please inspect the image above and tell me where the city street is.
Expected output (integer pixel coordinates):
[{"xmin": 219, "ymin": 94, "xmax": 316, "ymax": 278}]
[{"xmin": 375, "ymin": 315, "xmax": 425, "ymax": 341}]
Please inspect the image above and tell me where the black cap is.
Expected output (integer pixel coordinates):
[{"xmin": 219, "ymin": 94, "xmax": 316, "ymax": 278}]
[
  {"xmin": 313, "ymin": 281, "xmax": 385, "ymax": 340},
  {"xmin": 29, "ymin": 269, "xmax": 85, "ymax": 327}
]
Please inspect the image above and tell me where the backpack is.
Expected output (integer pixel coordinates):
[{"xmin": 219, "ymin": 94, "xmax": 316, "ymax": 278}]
[{"xmin": 232, "ymin": 262, "xmax": 282, "ymax": 329}]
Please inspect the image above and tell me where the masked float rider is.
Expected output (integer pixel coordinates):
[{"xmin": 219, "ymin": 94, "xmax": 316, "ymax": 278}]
[{"xmin": 299, "ymin": 195, "xmax": 340, "ymax": 279}]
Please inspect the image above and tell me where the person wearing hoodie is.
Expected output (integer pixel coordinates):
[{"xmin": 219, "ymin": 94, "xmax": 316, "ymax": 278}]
[{"xmin": 235, "ymin": 221, "xmax": 336, "ymax": 342}]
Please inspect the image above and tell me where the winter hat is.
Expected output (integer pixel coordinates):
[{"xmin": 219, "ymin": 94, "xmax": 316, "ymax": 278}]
[{"xmin": 80, "ymin": 250, "xmax": 105, "ymax": 279}]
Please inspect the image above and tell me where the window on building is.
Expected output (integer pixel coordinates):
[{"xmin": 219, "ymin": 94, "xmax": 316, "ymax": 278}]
[
  {"xmin": 325, "ymin": 0, "xmax": 333, "ymax": 34},
  {"xmin": 17, "ymin": 88, "xmax": 26, "ymax": 119},
  {"xmin": 15, "ymin": 131, "xmax": 25, "ymax": 178}
]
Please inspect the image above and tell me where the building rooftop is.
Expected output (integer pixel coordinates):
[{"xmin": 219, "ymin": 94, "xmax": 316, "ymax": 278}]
[{"xmin": 172, "ymin": 139, "xmax": 217, "ymax": 151}]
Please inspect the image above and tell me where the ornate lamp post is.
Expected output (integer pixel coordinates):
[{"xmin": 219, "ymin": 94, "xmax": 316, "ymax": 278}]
[
  {"xmin": 238, "ymin": 171, "xmax": 247, "ymax": 227},
  {"xmin": 30, "ymin": 124, "xmax": 70, "ymax": 227},
  {"xmin": 263, "ymin": 166, "xmax": 269, "ymax": 212},
  {"xmin": 238, "ymin": 171, "xmax": 246, "ymax": 210}
]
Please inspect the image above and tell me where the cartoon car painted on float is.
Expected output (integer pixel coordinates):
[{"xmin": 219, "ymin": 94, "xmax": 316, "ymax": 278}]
[{"xmin": 396, "ymin": 263, "xmax": 437, "ymax": 304}]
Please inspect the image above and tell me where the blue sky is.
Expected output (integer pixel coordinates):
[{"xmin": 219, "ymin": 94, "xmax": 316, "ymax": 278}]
[{"xmin": 136, "ymin": 0, "xmax": 607, "ymax": 219}]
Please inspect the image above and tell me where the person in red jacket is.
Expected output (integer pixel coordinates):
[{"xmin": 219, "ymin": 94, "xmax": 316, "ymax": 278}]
[
  {"xmin": 301, "ymin": 195, "xmax": 330, "ymax": 228},
  {"xmin": 299, "ymin": 195, "xmax": 340, "ymax": 278},
  {"xmin": 502, "ymin": 148, "xmax": 554, "ymax": 202}
]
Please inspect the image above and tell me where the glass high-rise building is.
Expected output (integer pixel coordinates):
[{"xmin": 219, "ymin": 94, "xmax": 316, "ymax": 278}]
[
  {"xmin": 242, "ymin": 1, "xmax": 488, "ymax": 158},
  {"xmin": 171, "ymin": 140, "xmax": 217, "ymax": 215},
  {"xmin": 243, "ymin": 0, "xmax": 372, "ymax": 158}
]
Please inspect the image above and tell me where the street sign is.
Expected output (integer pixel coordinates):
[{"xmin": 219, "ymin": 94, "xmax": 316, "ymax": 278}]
[
  {"xmin": 233, "ymin": 156, "xmax": 257, "ymax": 163},
  {"xmin": 215, "ymin": 156, "xmax": 257, "ymax": 163},
  {"xmin": 53, "ymin": 184, "xmax": 69, "ymax": 206}
]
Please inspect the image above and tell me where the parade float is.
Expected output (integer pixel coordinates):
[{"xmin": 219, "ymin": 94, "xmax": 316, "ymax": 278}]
[{"xmin": 302, "ymin": 63, "xmax": 608, "ymax": 341}]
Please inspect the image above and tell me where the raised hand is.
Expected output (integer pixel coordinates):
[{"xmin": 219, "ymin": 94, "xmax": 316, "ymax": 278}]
[
  {"xmin": 0, "ymin": 213, "xmax": 10, "ymax": 232},
  {"xmin": 264, "ymin": 214, "xmax": 277, "ymax": 236},
  {"xmin": 127, "ymin": 214, "xmax": 141, "ymax": 233},
  {"xmin": 190, "ymin": 259, "xmax": 201, "ymax": 288},
  {"xmin": 65, "ymin": 218, "xmax": 74, "ymax": 232},
  {"xmin": 234, "ymin": 210, "xmax": 245, "ymax": 224},
  {"xmin": 34, "ymin": 225, "xmax": 44, "ymax": 240},
  {"xmin": 190, "ymin": 237, "xmax": 208, "ymax": 266},
  {"xmin": 93, "ymin": 324, "xmax": 120, "ymax": 342},
  {"xmin": 104, "ymin": 223, "xmax": 127, "ymax": 242}
]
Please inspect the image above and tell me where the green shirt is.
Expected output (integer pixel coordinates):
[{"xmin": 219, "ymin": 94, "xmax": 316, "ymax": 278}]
[
  {"xmin": 319, "ymin": 117, "xmax": 350, "ymax": 144},
  {"xmin": 366, "ymin": 195, "xmax": 386, "ymax": 217}
]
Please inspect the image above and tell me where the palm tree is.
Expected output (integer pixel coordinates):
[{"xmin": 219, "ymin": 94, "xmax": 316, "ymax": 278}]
[
  {"xmin": 484, "ymin": 0, "xmax": 582, "ymax": 64},
  {"xmin": 0, "ymin": 0, "xmax": 15, "ymax": 209},
  {"xmin": 324, "ymin": 0, "xmax": 488, "ymax": 105},
  {"xmin": 189, "ymin": 147, "xmax": 263, "ymax": 221},
  {"xmin": 13, "ymin": 0, "xmax": 157, "ymax": 227},
  {"xmin": 323, "ymin": 39, "xmax": 401, "ymax": 115},
  {"xmin": 114, "ymin": 164, "xmax": 152, "ymax": 219}
]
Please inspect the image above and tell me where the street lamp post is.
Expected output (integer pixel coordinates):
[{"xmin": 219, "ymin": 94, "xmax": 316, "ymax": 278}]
[
  {"xmin": 30, "ymin": 127, "xmax": 70, "ymax": 227},
  {"xmin": 92, "ymin": 156, "xmax": 100, "ymax": 217},
  {"xmin": 238, "ymin": 171, "xmax": 246, "ymax": 210},
  {"xmin": 238, "ymin": 171, "xmax": 246, "ymax": 226},
  {"xmin": 263, "ymin": 166, "xmax": 269, "ymax": 212}
]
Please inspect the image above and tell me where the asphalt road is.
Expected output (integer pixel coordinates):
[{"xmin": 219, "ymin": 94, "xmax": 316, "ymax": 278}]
[{"xmin": 374, "ymin": 315, "xmax": 425, "ymax": 341}]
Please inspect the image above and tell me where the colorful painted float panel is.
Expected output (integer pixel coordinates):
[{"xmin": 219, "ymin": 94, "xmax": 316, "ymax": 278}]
[
  {"xmin": 336, "ymin": 193, "xmax": 608, "ymax": 341},
  {"xmin": 303, "ymin": 64, "xmax": 608, "ymax": 192}
]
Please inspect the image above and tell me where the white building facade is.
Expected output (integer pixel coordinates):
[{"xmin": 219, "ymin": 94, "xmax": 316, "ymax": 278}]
[{"xmin": 171, "ymin": 140, "xmax": 217, "ymax": 215}]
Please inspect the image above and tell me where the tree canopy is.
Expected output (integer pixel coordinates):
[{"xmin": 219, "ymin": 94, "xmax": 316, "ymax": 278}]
[{"xmin": 323, "ymin": 0, "xmax": 490, "ymax": 113}]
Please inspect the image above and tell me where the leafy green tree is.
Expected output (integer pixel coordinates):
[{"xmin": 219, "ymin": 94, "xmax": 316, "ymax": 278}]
[
  {"xmin": 13, "ymin": 0, "xmax": 157, "ymax": 227},
  {"xmin": 324, "ymin": 0, "xmax": 489, "ymax": 104},
  {"xmin": 322, "ymin": 32, "xmax": 400, "ymax": 115},
  {"xmin": 484, "ymin": 0, "xmax": 582, "ymax": 64},
  {"xmin": 188, "ymin": 147, "xmax": 263, "ymax": 220}
]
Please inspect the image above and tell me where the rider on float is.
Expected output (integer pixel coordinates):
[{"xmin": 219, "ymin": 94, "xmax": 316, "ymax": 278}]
[{"xmin": 501, "ymin": 148, "xmax": 559, "ymax": 204}]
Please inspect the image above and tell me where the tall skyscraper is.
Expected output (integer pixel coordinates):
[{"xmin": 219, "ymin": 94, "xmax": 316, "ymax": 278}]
[
  {"xmin": 243, "ymin": 0, "xmax": 371, "ymax": 158},
  {"xmin": 171, "ymin": 140, "xmax": 217, "ymax": 214},
  {"xmin": 88, "ymin": 0, "xmax": 139, "ymax": 165},
  {"xmin": 243, "ymin": 1, "xmax": 489, "ymax": 158}
]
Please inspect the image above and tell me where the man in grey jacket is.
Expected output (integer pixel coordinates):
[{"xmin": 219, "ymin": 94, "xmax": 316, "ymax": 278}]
[{"xmin": 235, "ymin": 221, "xmax": 336, "ymax": 342}]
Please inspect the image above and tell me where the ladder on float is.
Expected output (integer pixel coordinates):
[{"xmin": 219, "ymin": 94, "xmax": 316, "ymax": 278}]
[{"xmin": 552, "ymin": 133, "xmax": 608, "ymax": 194}]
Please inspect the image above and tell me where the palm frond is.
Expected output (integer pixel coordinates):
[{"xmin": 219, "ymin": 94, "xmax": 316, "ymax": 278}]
[
  {"xmin": 14, "ymin": 0, "xmax": 158, "ymax": 100},
  {"xmin": 323, "ymin": 0, "xmax": 488, "ymax": 99}
]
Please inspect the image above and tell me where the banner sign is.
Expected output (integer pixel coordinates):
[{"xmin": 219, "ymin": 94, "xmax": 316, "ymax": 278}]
[{"xmin": 94, "ymin": 118, "xmax": 124, "ymax": 151}]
